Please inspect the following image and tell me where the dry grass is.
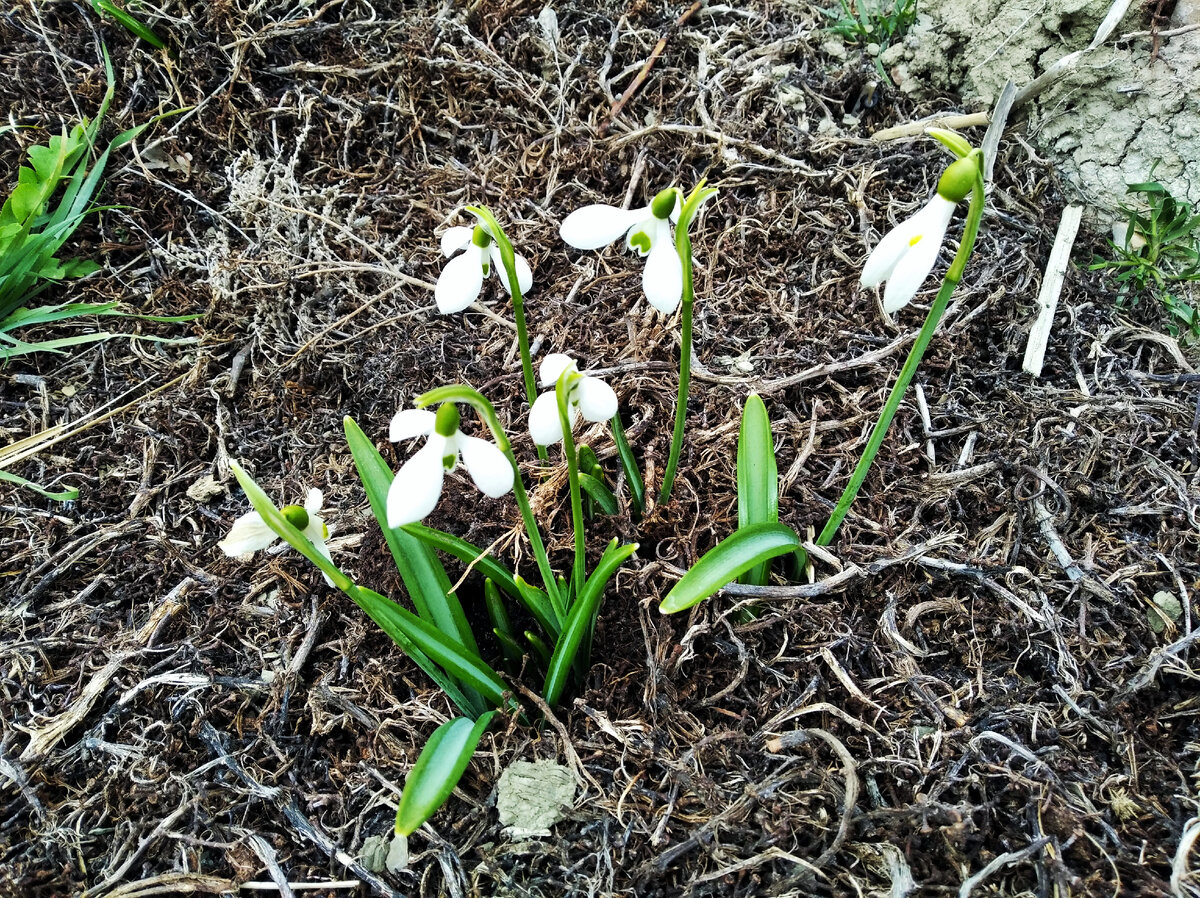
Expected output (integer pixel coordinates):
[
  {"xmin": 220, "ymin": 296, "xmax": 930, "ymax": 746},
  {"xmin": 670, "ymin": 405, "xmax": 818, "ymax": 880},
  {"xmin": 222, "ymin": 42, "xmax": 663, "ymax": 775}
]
[{"xmin": 2, "ymin": 0, "xmax": 1198, "ymax": 896}]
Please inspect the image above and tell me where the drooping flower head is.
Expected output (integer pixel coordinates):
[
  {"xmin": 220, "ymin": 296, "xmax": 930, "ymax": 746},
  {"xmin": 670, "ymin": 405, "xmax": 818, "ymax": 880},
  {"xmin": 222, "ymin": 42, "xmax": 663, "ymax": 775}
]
[
  {"xmin": 435, "ymin": 223, "xmax": 534, "ymax": 314},
  {"xmin": 560, "ymin": 188, "xmax": 685, "ymax": 314},
  {"xmin": 528, "ymin": 353, "xmax": 618, "ymax": 445},
  {"xmin": 387, "ymin": 402, "xmax": 514, "ymax": 527},
  {"xmin": 860, "ymin": 154, "xmax": 980, "ymax": 314},
  {"xmin": 220, "ymin": 487, "xmax": 334, "ymax": 583}
]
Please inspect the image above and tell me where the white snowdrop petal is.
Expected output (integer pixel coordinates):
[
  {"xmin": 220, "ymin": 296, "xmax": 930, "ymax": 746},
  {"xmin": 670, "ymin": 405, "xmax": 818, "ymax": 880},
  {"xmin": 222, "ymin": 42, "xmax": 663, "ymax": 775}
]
[
  {"xmin": 303, "ymin": 518, "xmax": 337, "ymax": 586},
  {"xmin": 218, "ymin": 511, "xmax": 278, "ymax": 556},
  {"xmin": 488, "ymin": 246, "xmax": 535, "ymax": 296},
  {"xmin": 459, "ymin": 435, "xmax": 514, "ymax": 498},
  {"xmin": 304, "ymin": 488, "xmax": 324, "ymax": 513},
  {"xmin": 560, "ymin": 204, "xmax": 647, "ymax": 250},
  {"xmin": 539, "ymin": 353, "xmax": 576, "ymax": 386},
  {"xmin": 387, "ymin": 442, "xmax": 446, "ymax": 527},
  {"xmin": 881, "ymin": 198, "xmax": 956, "ymax": 313},
  {"xmin": 435, "ymin": 247, "xmax": 485, "ymax": 314},
  {"xmin": 575, "ymin": 376, "xmax": 617, "ymax": 423},
  {"xmin": 860, "ymin": 214, "xmax": 920, "ymax": 288},
  {"xmin": 642, "ymin": 231, "xmax": 683, "ymax": 314},
  {"xmin": 390, "ymin": 408, "xmax": 437, "ymax": 443},
  {"xmin": 513, "ymin": 252, "xmax": 534, "ymax": 294},
  {"xmin": 529, "ymin": 391, "xmax": 567, "ymax": 445},
  {"xmin": 439, "ymin": 226, "xmax": 475, "ymax": 258}
]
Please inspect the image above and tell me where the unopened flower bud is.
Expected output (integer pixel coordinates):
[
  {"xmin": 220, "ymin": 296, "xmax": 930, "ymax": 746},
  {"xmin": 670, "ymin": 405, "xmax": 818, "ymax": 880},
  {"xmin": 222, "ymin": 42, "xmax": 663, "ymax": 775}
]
[{"xmin": 937, "ymin": 155, "xmax": 979, "ymax": 203}]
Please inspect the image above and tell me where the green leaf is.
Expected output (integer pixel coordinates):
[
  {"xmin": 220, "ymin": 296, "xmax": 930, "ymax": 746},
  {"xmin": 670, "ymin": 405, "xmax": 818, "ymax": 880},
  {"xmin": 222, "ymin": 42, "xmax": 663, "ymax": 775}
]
[
  {"xmin": 660, "ymin": 523, "xmax": 801, "ymax": 614},
  {"xmin": 367, "ymin": 598, "xmax": 511, "ymax": 709},
  {"xmin": 343, "ymin": 416, "xmax": 480, "ymax": 658},
  {"xmin": 395, "ymin": 711, "xmax": 495, "ymax": 836},
  {"xmin": 400, "ymin": 521, "xmax": 517, "ymax": 603},
  {"xmin": 0, "ymin": 468, "xmax": 80, "ymax": 501},
  {"xmin": 542, "ymin": 540, "xmax": 637, "ymax": 707},
  {"xmin": 736, "ymin": 393, "xmax": 778, "ymax": 586},
  {"xmin": 523, "ymin": 629, "xmax": 552, "ymax": 671},
  {"xmin": 610, "ymin": 413, "xmax": 644, "ymax": 517},
  {"xmin": 348, "ymin": 587, "xmax": 484, "ymax": 718},
  {"xmin": 403, "ymin": 522, "xmax": 559, "ymax": 638},
  {"xmin": 578, "ymin": 472, "xmax": 618, "ymax": 516},
  {"xmin": 484, "ymin": 579, "xmax": 523, "ymax": 672},
  {"xmin": 512, "ymin": 575, "xmax": 560, "ymax": 640},
  {"xmin": 90, "ymin": 0, "xmax": 167, "ymax": 48}
]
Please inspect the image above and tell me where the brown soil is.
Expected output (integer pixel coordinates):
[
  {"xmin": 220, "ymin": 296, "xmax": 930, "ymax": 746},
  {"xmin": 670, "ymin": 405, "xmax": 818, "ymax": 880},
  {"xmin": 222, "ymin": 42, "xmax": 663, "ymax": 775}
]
[{"xmin": 2, "ymin": 2, "xmax": 1198, "ymax": 896}]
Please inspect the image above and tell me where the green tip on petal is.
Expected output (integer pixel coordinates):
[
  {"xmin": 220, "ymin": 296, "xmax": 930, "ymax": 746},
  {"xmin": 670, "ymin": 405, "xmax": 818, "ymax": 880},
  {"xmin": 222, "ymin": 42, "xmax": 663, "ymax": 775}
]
[
  {"xmin": 434, "ymin": 402, "xmax": 461, "ymax": 437},
  {"xmin": 281, "ymin": 504, "xmax": 310, "ymax": 530},
  {"xmin": 651, "ymin": 188, "xmax": 677, "ymax": 220},
  {"xmin": 471, "ymin": 225, "xmax": 492, "ymax": 248},
  {"xmin": 937, "ymin": 155, "xmax": 979, "ymax": 203}
]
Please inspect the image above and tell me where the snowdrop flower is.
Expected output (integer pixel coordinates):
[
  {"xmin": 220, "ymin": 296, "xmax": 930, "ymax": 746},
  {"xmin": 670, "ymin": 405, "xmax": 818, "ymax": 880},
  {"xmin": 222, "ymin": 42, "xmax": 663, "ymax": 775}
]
[
  {"xmin": 860, "ymin": 155, "xmax": 978, "ymax": 314},
  {"xmin": 220, "ymin": 488, "xmax": 334, "ymax": 582},
  {"xmin": 528, "ymin": 353, "xmax": 618, "ymax": 445},
  {"xmin": 387, "ymin": 403, "xmax": 513, "ymax": 527},
  {"xmin": 560, "ymin": 188, "xmax": 684, "ymax": 314},
  {"xmin": 435, "ymin": 224, "xmax": 533, "ymax": 314}
]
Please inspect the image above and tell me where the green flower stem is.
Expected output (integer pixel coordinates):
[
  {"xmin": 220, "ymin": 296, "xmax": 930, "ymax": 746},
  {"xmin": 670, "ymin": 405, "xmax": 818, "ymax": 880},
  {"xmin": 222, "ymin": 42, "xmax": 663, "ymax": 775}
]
[
  {"xmin": 658, "ymin": 225, "xmax": 696, "ymax": 507},
  {"xmin": 555, "ymin": 372, "xmax": 587, "ymax": 604},
  {"xmin": 817, "ymin": 159, "xmax": 986, "ymax": 547},
  {"xmin": 418, "ymin": 384, "xmax": 564, "ymax": 621},
  {"xmin": 464, "ymin": 206, "xmax": 539, "ymax": 406}
]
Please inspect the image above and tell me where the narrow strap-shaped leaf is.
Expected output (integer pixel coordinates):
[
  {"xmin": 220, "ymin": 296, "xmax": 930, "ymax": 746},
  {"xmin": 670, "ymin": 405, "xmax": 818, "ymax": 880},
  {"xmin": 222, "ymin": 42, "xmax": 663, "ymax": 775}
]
[
  {"xmin": 395, "ymin": 711, "xmax": 495, "ymax": 836},
  {"xmin": 610, "ymin": 413, "xmax": 645, "ymax": 517},
  {"xmin": 736, "ymin": 393, "xmax": 778, "ymax": 586},
  {"xmin": 401, "ymin": 521, "xmax": 518, "ymax": 601},
  {"xmin": 0, "ymin": 468, "xmax": 79, "ymax": 501},
  {"xmin": 492, "ymin": 627, "xmax": 526, "ymax": 673},
  {"xmin": 90, "ymin": 0, "xmax": 168, "ymax": 48},
  {"xmin": 368, "ymin": 598, "xmax": 511, "ymax": 710},
  {"xmin": 543, "ymin": 540, "xmax": 638, "ymax": 707},
  {"xmin": 660, "ymin": 523, "xmax": 801, "ymax": 614},
  {"xmin": 523, "ymin": 630, "xmax": 552, "ymax": 672},
  {"xmin": 578, "ymin": 472, "xmax": 618, "ymax": 516},
  {"xmin": 349, "ymin": 587, "xmax": 484, "ymax": 719},
  {"xmin": 484, "ymin": 579, "xmax": 522, "ymax": 672},
  {"xmin": 513, "ymin": 575, "xmax": 560, "ymax": 640},
  {"xmin": 344, "ymin": 417, "xmax": 479, "ymax": 658}
]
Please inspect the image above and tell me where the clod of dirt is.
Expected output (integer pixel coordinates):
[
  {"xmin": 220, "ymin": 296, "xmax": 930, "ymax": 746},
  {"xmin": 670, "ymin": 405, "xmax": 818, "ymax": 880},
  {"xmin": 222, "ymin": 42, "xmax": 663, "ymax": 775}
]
[
  {"xmin": 880, "ymin": 0, "xmax": 1200, "ymax": 210},
  {"xmin": 495, "ymin": 760, "xmax": 576, "ymax": 837}
]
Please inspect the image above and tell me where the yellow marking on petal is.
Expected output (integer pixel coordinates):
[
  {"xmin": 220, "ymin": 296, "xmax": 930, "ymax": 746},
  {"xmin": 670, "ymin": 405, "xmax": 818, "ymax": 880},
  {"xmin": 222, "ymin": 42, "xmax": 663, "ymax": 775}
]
[{"xmin": 908, "ymin": 234, "xmax": 923, "ymax": 247}]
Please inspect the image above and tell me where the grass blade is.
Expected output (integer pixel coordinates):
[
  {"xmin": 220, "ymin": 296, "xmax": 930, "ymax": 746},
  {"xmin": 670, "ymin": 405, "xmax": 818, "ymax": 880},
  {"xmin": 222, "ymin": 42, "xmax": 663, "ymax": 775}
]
[{"xmin": 0, "ymin": 468, "xmax": 79, "ymax": 501}]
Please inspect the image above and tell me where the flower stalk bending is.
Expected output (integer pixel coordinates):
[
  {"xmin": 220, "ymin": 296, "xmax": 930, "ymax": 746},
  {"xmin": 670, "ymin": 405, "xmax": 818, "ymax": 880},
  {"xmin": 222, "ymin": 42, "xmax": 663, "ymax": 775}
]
[{"xmin": 818, "ymin": 145, "xmax": 985, "ymax": 546}]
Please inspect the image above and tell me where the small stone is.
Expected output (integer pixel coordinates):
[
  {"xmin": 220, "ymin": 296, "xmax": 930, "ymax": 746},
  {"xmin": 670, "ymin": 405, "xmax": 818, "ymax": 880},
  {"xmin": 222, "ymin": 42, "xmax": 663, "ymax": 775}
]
[
  {"xmin": 820, "ymin": 39, "xmax": 848, "ymax": 61},
  {"xmin": 496, "ymin": 760, "xmax": 575, "ymax": 838}
]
